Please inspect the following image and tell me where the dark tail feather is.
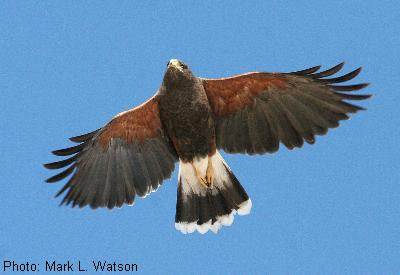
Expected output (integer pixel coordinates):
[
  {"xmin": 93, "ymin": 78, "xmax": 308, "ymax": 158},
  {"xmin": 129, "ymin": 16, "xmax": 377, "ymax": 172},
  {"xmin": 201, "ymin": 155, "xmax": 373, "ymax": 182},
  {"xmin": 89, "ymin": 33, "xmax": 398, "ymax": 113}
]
[{"xmin": 175, "ymin": 152, "xmax": 252, "ymax": 234}]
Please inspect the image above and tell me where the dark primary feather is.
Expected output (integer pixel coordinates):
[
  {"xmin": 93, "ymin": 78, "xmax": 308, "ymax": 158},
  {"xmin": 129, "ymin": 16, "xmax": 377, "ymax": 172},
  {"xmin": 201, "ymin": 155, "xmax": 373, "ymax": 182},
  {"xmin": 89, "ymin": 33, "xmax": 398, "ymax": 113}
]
[
  {"xmin": 69, "ymin": 129, "xmax": 99, "ymax": 143},
  {"xmin": 309, "ymin": 62, "xmax": 344, "ymax": 78},
  {"xmin": 319, "ymin": 67, "xmax": 361, "ymax": 83},
  {"xmin": 43, "ymin": 155, "xmax": 77, "ymax": 169},
  {"xmin": 45, "ymin": 164, "xmax": 76, "ymax": 183},
  {"xmin": 290, "ymin": 62, "xmax": 370, "ymax": 91},
  {"xmin": 291, "ymin": 65, "xmax": 321, "ymax": 75},
  {"xmin": 330, "ymin": 83, "xmax": 369, "ymax": 91},
  {"xmin": 52, "ymin": 142, "xmax": 87, "ymax": 156}
]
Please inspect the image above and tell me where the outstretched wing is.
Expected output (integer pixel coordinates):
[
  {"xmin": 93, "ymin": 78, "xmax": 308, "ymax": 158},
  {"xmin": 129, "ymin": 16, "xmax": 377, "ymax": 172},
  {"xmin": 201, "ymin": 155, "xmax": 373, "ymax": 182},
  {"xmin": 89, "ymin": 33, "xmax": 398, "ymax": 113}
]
[
  {"xmin": 202, "ymin": 63, "xmax": 371, "ymax": 154},
  {"xmin": 44, "ymin": 94, "xmax": 178, "ymax": 209}
]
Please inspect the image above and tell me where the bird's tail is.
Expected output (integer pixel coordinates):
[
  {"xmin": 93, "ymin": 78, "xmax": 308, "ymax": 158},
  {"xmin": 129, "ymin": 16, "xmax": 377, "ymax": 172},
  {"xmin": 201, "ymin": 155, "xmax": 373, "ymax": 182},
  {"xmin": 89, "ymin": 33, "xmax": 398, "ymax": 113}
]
[{"xmin": 175, "ymin": 151, "xmax": 252, "ymax": 234}]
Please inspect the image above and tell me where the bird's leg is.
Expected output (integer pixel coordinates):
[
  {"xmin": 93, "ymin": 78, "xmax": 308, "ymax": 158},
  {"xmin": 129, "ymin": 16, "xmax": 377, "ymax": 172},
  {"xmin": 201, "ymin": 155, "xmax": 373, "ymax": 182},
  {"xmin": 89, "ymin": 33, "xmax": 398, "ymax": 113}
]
[
  {"xmin": 206, "ymin": 157, "xmax": 214, "ymax": 188},
  {"xmin": 191, "ymin": 163, "xmax": 208, "ymax": 188}
]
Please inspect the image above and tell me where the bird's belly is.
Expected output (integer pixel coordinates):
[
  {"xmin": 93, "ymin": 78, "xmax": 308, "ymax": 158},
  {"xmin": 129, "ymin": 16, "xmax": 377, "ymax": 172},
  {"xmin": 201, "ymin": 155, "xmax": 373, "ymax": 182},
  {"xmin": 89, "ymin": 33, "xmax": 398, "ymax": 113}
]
[{"xmin": 161, "ymin": 99, "xmax": 216, "ymax": 162}]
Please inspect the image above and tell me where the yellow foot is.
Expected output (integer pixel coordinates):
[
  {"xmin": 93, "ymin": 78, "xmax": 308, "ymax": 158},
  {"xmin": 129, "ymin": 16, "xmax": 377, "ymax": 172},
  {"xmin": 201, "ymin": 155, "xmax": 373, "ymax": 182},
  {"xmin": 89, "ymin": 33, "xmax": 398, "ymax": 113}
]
[
  {"xmin": 191, "ymin": 163, "xmax": 209, "ymax": 188},
  {"xmin": 206, "ymin": 157, "xmax": 214, "ymax": 188}
]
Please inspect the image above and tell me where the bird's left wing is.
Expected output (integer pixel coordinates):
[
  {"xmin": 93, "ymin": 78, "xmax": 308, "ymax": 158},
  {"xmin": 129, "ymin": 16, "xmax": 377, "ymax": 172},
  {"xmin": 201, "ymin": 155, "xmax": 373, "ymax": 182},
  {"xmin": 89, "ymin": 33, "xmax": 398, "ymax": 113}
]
[
  {"xmin": 201, "ymin": 63, "xmax": 371, "ymax": 154},
  {"xmin": 44, "ymin": 94, "xmax": 178, "ymax": 209}
]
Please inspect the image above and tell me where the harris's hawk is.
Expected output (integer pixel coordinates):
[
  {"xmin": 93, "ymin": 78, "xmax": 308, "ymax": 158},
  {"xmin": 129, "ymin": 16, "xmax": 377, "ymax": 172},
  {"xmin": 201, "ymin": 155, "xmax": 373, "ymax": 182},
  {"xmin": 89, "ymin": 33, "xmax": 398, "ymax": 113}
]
[{"xmin": 45, "ymin": 59, "xmax": 370, "ymax": 234}]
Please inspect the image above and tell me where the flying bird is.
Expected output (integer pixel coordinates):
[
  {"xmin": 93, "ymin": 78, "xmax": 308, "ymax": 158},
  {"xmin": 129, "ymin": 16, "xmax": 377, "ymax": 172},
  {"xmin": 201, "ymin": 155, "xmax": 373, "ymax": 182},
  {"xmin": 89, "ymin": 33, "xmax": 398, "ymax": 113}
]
[{"xmin": 44, "ymin": 59, "xmax": 370, "ymax": 234}]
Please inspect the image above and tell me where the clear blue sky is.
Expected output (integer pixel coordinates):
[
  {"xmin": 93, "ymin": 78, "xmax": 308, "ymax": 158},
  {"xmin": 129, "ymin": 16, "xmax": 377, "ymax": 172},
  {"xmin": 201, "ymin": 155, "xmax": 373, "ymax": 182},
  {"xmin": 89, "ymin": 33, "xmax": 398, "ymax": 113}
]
[{"xmin": 1, "ymin": 1, "xmax": 398, "ymax": 274}]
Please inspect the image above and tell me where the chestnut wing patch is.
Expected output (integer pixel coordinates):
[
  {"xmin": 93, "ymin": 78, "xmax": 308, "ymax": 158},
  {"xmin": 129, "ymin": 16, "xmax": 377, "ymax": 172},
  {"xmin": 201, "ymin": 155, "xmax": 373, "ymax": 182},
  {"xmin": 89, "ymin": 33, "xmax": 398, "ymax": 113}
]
[
  {"xmin": 202, "ymin": 63, "xmax": 371, "ymax": 154},
  {"xmin": 203, "ymin": 72, "xmax": 288, "ymax": 117},
  {"xmin": 44, "ymin": 96, "xmax": 178, "ymax": 209}
]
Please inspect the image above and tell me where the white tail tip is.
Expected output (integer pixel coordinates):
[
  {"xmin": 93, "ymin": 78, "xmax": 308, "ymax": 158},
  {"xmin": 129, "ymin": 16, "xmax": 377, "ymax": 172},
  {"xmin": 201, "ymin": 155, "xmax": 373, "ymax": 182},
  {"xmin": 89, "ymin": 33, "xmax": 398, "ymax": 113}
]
[{"xmin": 175, "ymin": 199, "xmax": 252, "ymax": 234}]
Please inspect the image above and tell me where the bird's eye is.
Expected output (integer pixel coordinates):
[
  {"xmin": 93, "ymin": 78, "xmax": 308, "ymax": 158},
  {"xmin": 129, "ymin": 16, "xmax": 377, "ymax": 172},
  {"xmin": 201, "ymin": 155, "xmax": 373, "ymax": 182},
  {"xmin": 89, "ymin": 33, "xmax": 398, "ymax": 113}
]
[{"xmin": 180, "ymin": 63, "xmax": 187, "ymax": 69}]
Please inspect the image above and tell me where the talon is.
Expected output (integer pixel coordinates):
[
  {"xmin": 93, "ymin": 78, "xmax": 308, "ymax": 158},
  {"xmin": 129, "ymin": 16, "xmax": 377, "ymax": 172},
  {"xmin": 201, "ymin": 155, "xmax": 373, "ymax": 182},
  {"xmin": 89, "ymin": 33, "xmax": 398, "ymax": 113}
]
[
  {"xmin": 198, "ymin": 176, "xmax": 209, "ymax": 188},
  {"xmin": 206, "ymin": 157, "xmax": 214, "ymax": 188},
  {"xmin": 191, "ymin": 163, "xmax": 209, "ymax": 188}
]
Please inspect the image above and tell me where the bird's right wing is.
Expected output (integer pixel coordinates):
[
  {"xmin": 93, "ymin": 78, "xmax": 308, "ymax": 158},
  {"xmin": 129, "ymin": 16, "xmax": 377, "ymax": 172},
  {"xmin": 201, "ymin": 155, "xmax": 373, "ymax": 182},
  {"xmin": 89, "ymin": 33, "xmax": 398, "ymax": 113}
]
[
  {"xmin": 44, "ymin": 94, "xmax": 178, "ymax": 209},
  {"xmin": 202, "ymin": 63, "xmax": 371, "ymax": 154}
]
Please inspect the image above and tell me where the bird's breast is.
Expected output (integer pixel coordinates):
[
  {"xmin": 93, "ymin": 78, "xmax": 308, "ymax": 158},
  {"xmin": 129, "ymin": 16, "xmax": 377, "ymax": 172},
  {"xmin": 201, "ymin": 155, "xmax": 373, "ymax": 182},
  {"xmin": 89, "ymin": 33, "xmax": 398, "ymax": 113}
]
[{"xmin": 159, "ymin": 85, "xmax": 216, "ymax": 161}]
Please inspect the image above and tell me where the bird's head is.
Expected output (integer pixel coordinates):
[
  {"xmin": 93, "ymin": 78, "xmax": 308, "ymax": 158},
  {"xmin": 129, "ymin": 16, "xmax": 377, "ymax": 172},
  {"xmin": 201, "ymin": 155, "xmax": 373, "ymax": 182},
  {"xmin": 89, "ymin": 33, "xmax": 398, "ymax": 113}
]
[
  {"xmin": 167, "ymin": 59, "xmax": 190, "ymax": 72},
  {"xmin": 163, "ymin": 59, "xmax": 194, "ymax": 88}
]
